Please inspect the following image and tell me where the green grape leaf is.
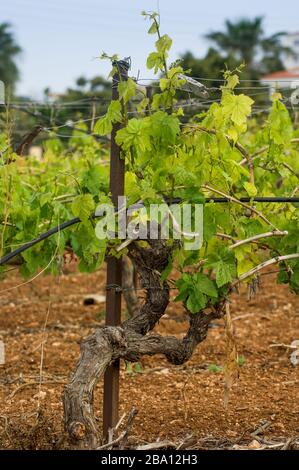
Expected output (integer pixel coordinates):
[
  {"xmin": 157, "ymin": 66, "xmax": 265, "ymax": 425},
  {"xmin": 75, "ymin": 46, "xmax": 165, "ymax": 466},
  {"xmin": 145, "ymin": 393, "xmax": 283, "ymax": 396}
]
[
  {"xmin": 148, "ymin": 22, "xmax": 158, "ymax": 34},
  {"xmin": 195, "ymin": 273, "xmax": 218, "ymax": 298},
  {"xmin": 175, "ymin": 272, "xmax": 218, "ymax": 314},
  {"xmin": 186, "ymin": 290, "xmax": 207, "ymax": 313},
  {"xmin": 71, "ymin": 194, "xmax": 95, "ymax": 225},
  {"xmin": 107, "ymin": 100, "xmax": 122, "ymax": 122},
  {"xmin": 146, "ymin": 51, "xmax": 164, "ymax": 72},
  {"xmin": 94, "ymin": 115, "xmax": 112, "ymax": 136},
  {"xmin": 118, "ymin": 78, "xmax": 137, "ymax": 104},
  {"xmin": 244, "ymin": 182, "xmax": 257, "ymax": 197},
  {"xmin": 155, "ymin": 34, "xmax": 172, "ymax": 54},
  {"xmin": 207, "ymin": 248, "xmax": 237, "ymax": 287},
  {"xmin": 222, "ymin": 94, "xmax": 254, "ymax": 126}
]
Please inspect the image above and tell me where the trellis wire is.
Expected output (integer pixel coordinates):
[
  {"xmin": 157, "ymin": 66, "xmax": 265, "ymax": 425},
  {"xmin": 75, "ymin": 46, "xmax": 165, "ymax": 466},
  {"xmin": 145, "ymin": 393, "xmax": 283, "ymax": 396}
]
[
  {"xmin": 106, "ymin": 267, "xmax": 288, "ymax": 292},
  {"xmin": 137, "ymin": 76, "xmax": 299, "ymax": 84},
  {"xmin": 0, "ymin": 195, "xmax": 298, "ymax": 267}
]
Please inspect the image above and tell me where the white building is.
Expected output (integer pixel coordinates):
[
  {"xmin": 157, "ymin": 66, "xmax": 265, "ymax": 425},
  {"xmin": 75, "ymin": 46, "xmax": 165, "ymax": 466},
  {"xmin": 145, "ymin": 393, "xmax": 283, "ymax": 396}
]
[
  {"xmin": 261, "ymin": 67, "xmax": 299, "ymax": 92},
  {"xmin": 261, "ymin": 33, "xmax": 299, "ymax": 93}
]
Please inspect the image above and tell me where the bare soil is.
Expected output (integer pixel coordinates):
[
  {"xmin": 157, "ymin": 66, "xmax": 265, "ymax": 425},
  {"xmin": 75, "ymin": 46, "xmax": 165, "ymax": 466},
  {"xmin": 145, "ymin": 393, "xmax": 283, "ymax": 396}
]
[{"xmin": 0, "ymin": 266, "xmax": 298, "ymax": 449}]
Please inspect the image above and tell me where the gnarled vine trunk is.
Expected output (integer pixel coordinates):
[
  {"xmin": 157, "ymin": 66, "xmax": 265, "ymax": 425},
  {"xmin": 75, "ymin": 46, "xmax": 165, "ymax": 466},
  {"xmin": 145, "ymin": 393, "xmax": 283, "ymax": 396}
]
[
  {"xmin": 122, "ymin": 255, "xmax": 139, "ymax": 317},
  {"xmin": 63, "ymin": 240, "xmax": 224, "ymax": 448}
]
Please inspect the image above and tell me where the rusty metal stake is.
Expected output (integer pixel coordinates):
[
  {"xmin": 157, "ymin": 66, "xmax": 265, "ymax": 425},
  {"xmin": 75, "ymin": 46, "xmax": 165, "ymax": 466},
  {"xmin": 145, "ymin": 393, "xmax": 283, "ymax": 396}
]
[{"xmin": 103, "ymin": 59, "xmax": 129, "ymax": 439}]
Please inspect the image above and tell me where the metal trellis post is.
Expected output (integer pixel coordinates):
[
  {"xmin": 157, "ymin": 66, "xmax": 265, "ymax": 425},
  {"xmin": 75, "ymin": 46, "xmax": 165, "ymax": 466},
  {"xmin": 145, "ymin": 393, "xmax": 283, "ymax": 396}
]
[{"xmin": 103, "ymin": 59, "xmax": 129, "ymax": 439}]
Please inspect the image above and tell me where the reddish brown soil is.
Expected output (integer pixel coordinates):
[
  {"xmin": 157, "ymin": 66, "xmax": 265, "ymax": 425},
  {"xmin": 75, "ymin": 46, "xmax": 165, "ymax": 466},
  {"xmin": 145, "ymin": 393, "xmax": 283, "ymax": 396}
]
[{"xmin": 0, "ymin": 267, "xmax": 298, "ymax": 449}]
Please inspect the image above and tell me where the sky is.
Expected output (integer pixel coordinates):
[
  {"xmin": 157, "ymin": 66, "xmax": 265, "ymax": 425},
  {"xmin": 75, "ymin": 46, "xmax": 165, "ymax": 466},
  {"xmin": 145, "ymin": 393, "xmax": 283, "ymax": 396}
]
[{"xmin": 1, "ymin": 0, "xmax": 299, "ymax": 98}]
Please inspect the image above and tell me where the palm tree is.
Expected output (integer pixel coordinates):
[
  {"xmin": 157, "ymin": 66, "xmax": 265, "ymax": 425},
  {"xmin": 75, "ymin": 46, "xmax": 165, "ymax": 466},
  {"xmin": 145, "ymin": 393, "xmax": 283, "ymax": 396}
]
[
  {"xmin": 206, "ymin": 17, "xmax": 296, "ymax": 74},
  {"xmin": 0, "ymin": 22, "xmax": 22, "ymax": 92}
]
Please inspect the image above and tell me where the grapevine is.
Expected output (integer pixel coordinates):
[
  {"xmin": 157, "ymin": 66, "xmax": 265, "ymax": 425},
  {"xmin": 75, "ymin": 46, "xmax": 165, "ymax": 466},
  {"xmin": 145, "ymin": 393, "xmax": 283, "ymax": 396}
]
[{"xmin": 0, "ymin": 11, "xmax": 299, "ymax": 447}]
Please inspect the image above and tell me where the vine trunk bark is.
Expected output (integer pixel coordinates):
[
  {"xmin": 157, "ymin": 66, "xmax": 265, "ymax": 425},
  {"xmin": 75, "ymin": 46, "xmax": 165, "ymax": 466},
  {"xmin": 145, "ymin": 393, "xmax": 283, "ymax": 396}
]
[{"xmin": 63, "ymin": 240, "xmax": 223, "ymax": 448}]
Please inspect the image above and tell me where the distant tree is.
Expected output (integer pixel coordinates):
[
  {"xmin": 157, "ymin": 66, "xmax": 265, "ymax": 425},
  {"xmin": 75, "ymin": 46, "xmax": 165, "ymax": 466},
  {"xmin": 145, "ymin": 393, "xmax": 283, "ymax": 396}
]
[
  {"xmin": 9, "ymin": 75, "xmax": 111, "ymax": 148},
  {"xmin": 76, "ymin": 76, "xmax": 88, "ymax": 89},
  {"xmin": 61, "ymin": 75, "xmax": 111, "ymax": 116},
  {"xmin": 205, "ymin": 17, "xmax": 296, "ymax": 74},
  {"xmin": 181, "ymin": 48, "xmax": 239, "ymax": 88},
  {"xmin": 89, "ymin": 76, "xmax": 111, "ymax": 93},
  {"xmin": 260, "ymin": 33, "xmax": 295, "ymax": 73},
  {"xmin": 180, "ymin": 17, "xmax": 297, "ymax": 102},
  {"xmin": 0, "ymin": 22, "xmax": 22, "ymax": 92},
  {"xmin": 41, "ymin": 75, "xmax": 111, "ymax": 137}
]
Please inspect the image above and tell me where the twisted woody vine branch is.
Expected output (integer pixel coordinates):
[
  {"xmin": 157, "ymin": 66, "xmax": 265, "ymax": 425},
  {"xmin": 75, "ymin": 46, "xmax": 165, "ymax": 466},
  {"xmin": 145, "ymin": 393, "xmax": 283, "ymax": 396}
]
[{"xmin": 63, "ymin": 239, "xmax": 224, "ymax": 448}]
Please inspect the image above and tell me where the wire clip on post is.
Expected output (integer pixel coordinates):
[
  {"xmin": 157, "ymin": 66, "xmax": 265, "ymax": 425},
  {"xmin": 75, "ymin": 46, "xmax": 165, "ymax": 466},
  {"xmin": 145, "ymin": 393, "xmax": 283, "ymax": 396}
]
[
  {"xmin": 178, "ymin": 74, "xmax": 209, "ymax": 98},
  {"xmin": 106, "ymin": 283, "xmax": 123, "ymax": 293}
]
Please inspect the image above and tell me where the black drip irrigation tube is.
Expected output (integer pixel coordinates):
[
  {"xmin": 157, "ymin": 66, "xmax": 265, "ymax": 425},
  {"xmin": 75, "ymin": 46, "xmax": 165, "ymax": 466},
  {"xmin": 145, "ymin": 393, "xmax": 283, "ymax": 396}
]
[{"xmin": 0, "ymin": 196, "xmax": 298, "ymax": 267}]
